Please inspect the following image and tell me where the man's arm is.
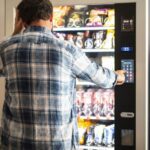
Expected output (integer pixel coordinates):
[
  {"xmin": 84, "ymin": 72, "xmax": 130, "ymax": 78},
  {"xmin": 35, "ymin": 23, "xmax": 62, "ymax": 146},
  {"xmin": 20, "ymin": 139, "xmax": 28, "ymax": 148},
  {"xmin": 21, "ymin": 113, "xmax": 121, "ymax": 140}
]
[{"xmin": 71, "ymin": 45, "xmax": 125, "ymax": 88}]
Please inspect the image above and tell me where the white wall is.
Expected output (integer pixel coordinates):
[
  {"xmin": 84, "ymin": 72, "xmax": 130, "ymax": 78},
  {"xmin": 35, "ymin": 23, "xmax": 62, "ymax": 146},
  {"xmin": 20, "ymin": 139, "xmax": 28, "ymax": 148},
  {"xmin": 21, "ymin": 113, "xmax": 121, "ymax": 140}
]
[
  {"xmin": 136, "ymin": 0, "xmax": 148, "ymax": 149},
  {"xmin": 0, "ymin": 0, "xmax": 5, "ymax": 39},
  {"xmin": 0, "ymin": 0, "xmax": 5, "ymax": 126}
]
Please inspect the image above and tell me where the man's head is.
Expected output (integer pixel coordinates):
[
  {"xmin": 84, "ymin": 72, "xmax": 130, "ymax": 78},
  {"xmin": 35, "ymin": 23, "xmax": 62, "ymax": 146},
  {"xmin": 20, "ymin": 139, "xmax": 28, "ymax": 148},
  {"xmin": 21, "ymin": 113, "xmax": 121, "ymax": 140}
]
[{"xmin": 17, "ymin": 0, "xmax": 53, "ymax": 25}]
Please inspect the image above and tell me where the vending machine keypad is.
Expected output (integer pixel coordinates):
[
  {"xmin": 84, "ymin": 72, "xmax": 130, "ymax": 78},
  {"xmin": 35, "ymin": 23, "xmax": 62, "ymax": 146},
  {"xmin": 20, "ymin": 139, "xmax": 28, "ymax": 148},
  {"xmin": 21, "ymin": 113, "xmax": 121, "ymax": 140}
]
[{"xmin": 121, "ymin": 59, "xmax": 134, "ymax": 83}]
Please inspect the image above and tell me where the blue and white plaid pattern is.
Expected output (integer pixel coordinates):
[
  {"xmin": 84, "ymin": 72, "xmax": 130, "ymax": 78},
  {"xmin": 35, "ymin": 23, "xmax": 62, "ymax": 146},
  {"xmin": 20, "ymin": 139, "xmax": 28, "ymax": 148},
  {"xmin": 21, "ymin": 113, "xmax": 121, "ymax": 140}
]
[{"xmin": 0, "ymin": 26, "xmax": 117, "ymax": 150}]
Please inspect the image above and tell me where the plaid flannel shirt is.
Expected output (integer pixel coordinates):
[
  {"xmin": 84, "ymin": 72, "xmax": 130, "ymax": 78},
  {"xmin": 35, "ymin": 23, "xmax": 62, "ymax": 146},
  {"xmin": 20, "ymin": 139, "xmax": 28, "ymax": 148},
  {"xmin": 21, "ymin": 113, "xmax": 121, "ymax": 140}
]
[{"xmin": 0, "ymin": 26, "xmax": 117, "ymax": 150}]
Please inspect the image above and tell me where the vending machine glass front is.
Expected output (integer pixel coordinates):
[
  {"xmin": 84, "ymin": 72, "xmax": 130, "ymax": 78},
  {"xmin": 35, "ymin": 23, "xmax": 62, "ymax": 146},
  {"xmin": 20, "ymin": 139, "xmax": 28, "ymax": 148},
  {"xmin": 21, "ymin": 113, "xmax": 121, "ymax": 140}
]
[{"xmin": 53, "ymin": 5, "xmax": 115, "ymax": 150}]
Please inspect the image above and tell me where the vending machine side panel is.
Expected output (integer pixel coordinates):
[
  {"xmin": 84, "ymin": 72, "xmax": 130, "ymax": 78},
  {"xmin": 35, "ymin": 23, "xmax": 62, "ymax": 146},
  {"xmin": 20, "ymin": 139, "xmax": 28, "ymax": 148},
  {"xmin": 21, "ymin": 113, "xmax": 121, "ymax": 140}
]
[{"xmin": 115, "ymin": 3, "xmax": 136, "ymax": 150}]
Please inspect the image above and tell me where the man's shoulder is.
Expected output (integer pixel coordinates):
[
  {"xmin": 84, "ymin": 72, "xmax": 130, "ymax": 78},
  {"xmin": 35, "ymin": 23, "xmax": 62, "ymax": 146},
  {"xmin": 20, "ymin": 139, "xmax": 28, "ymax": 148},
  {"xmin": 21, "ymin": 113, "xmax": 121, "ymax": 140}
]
[
  {"xmin": 44, "ymin": 33, "xmax": 73, "ymax": 50},
  {"xmin": 0, "ymin": 36, "xmax": 11, "ymax": 45},
  {"xmin": 0, "ymin": 36, "xmax": 13, "ymax": 51},
  {"xmin": 0, "ymin": 34, "xmax": 21, "ymax": 49}
]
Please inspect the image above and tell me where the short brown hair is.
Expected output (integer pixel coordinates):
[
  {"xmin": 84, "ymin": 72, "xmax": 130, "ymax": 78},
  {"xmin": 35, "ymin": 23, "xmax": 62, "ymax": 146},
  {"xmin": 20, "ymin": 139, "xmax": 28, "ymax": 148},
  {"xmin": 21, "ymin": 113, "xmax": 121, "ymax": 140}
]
[{"xmin": 17, "ymin": 0, "xmax": 53, "ymax": 25}]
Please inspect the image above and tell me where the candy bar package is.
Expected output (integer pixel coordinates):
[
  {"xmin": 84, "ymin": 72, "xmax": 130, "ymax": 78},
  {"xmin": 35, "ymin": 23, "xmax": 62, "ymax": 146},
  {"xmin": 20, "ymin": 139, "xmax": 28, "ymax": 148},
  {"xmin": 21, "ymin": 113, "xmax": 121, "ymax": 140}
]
[
  {"xmin": 77, "ymin": 121, "xmax": 115, "ymax": 147},
  {"xmin": 53, "ymin": 6, "xmax": 115, "ymax": 28},
  {"xmin": 76, "ymin": 87, "xmax": 115, "ymax": 118},
  {"xmin": 67, "ymin": 5, "xmax": 88, "ymax": 27},
  {"xmin": 85, "ymin": 8, "xmax": 108, "ymax": 27},
  {"xmin": 53, "ymin": 6, "xmax": 73, "ymax": 28},
  {"xmin": 103, "ymin": 124, "xmax": 115, "ymax": 147}
]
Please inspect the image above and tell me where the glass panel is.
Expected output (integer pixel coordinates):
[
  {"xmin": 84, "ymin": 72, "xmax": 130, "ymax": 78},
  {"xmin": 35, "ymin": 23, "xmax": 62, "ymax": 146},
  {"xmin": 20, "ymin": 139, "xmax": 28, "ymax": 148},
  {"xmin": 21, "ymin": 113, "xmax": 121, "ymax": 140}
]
[{"xmin": 53, "ymin": 5, "xmax": 115, "ymax": 150}]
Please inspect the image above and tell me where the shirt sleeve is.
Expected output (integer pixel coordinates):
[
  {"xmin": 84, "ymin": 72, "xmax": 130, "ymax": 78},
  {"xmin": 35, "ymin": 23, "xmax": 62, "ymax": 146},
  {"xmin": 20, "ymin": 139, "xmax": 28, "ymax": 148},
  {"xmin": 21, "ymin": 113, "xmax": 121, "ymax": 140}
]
[{"xmin": 71, "ymin": 45, "xmax": 117, "ymax": 89}]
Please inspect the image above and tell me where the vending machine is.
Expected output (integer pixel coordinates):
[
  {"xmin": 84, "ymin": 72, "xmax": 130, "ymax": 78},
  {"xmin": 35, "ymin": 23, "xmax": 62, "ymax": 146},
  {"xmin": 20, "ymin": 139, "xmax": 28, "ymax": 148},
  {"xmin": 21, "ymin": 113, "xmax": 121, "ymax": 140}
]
[
  {"xmin": 53, "ymin": 3, "xmax": 135, "ymax": 150},
  {"xmin": 3, "ymin": 0, "xmax": 149, "ymax": 150}
]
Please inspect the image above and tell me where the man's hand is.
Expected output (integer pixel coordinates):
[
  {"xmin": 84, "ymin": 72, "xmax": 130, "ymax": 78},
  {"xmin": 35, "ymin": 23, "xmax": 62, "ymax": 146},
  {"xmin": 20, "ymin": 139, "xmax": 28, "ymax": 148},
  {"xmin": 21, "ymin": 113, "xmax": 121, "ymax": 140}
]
[
  {"xmin": 115, "ymin": 70, "xmax": 126, "ymax": 85},
  {"xmin": 12, "ymin": 9, "xmax": 24, "ymax": 36}
]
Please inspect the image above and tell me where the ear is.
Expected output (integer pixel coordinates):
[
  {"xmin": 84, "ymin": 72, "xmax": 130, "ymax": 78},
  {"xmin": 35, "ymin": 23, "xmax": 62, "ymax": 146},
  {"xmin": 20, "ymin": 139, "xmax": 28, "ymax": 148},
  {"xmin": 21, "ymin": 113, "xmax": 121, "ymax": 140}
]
[
  {"xmin": 49, "ymin": 15, "xmax": 53, "ymax": 22},
  {"xmin": 15, "ymin": 9, "xmax": 20, "ymax": 21}
]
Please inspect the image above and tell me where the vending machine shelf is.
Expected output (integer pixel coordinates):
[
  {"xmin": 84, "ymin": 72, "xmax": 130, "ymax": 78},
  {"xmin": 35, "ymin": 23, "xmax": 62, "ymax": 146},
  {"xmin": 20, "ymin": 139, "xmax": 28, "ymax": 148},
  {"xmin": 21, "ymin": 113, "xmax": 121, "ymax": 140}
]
[
  {"xmin": 82, "ymin": 49, "xmax": 115, "ymax": 53},
  {"xmin": 79, "ymin": 145, "xmax": 114, "ymax": 150},
  {"xmin": 78, "ymin": 116, "xmax": 114, "ymax": 121},
  {"xmin": 53, "ymin": 27, "xmax": 115, "ymax": 32},
  {"xmin": 76, "ymin": 80, "xmax": 96, "ymax": 86}
]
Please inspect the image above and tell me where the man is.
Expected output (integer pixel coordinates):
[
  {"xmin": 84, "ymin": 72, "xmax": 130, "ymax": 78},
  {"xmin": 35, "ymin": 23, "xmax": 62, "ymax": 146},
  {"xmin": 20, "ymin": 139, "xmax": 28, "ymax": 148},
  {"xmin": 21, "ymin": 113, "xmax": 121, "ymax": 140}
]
[{"xmin": 0, "ymin": 0, "xmax": 125, "ymax": 149}]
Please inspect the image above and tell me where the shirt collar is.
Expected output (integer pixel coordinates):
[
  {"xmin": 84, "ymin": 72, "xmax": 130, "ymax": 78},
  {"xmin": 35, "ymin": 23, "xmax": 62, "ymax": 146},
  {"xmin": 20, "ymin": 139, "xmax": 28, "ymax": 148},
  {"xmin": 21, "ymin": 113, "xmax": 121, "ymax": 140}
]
[{"xmin": 24, "ymin": 26, "xmax": 52, "ymax": 34}]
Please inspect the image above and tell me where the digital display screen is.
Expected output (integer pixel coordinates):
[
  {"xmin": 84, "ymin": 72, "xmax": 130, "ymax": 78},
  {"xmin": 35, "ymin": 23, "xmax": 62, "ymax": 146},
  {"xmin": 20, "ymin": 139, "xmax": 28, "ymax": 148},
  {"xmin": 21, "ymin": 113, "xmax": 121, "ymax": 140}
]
[
  {"xmin": 121, "ymin": 17, "xmax": 134, "ymax": 32},
  {"xmin": 121, "ymin": 59, "xmax": 134, "ymax": 83}
]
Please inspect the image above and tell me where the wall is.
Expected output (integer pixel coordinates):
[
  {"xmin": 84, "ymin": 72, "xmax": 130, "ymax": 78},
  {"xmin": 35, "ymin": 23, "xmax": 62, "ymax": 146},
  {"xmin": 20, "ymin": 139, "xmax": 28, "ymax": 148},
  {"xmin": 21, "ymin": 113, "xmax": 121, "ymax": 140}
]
[
  {"xmin": 0, "ymin": 0, "xmax": 5, "ymax": 39},
  {"xmin": 0, "ymin": 0, "xmax": 5, "ymax": 126},
  {"xmin": 136, "ymin": 0, "xmax": 148, "ymax": 150}
]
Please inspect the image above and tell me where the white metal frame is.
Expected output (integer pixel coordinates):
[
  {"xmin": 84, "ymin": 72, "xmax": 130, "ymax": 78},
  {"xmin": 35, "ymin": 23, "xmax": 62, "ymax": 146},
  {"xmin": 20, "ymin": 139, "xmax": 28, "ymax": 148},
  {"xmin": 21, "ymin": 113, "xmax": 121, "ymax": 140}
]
[{"xmin": 1, "ymin": 0, "xmax": 148, "ymax": 150}]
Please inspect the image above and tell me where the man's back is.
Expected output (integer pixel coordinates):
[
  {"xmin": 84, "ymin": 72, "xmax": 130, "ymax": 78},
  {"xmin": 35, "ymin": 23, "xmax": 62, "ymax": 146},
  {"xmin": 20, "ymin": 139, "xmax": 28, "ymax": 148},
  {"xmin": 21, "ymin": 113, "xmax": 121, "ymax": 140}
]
[{"xmin": 0, "ymin": 26, "xmax": 79, "ymax": 150}]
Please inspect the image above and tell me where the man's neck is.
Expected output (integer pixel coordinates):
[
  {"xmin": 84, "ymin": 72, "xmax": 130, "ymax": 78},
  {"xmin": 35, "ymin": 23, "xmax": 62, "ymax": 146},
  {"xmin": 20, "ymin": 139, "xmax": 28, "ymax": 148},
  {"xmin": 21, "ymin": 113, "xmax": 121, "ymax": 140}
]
[{"xmin": 29, "ymin": 19, "xmax": 52, "ymax": 30}]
